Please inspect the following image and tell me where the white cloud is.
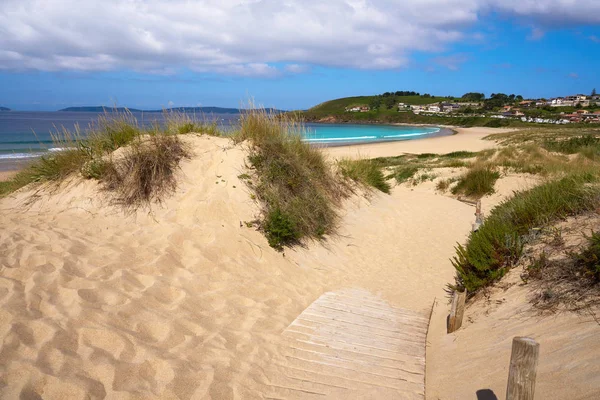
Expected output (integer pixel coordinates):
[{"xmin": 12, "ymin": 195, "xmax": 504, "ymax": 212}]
[
  {"xmin": 0, "ymin": 0, "xmax": 598, "ymax": 75},
  {"xmin": 285, "ymin": 64, "xmax": 310, "ymax": 74}
]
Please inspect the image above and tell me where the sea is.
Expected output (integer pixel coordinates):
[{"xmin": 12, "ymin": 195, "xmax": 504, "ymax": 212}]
[{"xmin": 0, "ymin": 111, "xmax": 446, "ymax": 171}]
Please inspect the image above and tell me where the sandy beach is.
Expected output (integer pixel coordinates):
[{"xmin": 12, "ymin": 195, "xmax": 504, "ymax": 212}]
[
  {"xmin": 0, "ymin": 128, "xmax": 598, "ymax": 399},
  {"xmin": 324, "ymin": 126, "xmax": 510, "ymax": 159}
]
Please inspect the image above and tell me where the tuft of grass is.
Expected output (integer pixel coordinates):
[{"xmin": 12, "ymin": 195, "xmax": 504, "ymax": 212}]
[
  {"xmin": 338, "ymin": 159, "xmax": 391, "ymax": 193},
  {"xmin": 102, "ymin": 134, "xmax": 190, "ymax": 208},
  {"xmin": 0, "ymin": 109, "xmax": 201, "ymax": 208},
  {"xmin": 442, "ymin": 151, "xmax": 477, "ymax": 159},
  {"xmin": 234, "ymin": 107, "xmax": 345, "ymax": 249},
  {"xmin": 451, "ymin": 164, "xmax": 500, "ymax": 198},
  {"xmin": 451, "ymin": 174, "xmax": 600, "ymax": 293},
  {"xmin": 390, "ymin": 165, "xmax": 419, "ymax": 183},
  {"xmin": 163, "ymin": 111, "xmax": 222, "ymax": 136},
  {"xmin": 436, "ymin": 177, "xmax": 456, "ymax": 192},
  {"xmin": 572, "ymin": 231, "xmax": 600, "ymax": 282}
]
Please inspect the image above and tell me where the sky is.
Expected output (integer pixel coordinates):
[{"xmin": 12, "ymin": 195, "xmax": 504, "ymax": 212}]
[{"xmin": 0, "ymin": 0, "xmax": 599, "ymax": 111}]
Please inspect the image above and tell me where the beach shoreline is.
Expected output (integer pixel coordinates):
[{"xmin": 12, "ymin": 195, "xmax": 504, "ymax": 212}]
[{"xmin": 322, "ymin": 125, "xmax": 511, "ymax": 159}]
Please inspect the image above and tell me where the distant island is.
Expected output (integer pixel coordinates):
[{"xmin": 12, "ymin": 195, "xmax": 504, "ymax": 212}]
[
  {"xmin": 0, "ymin": 107, "xmax": 11, "ymax": 111},
  {"xmin": 59, "ymin": 106, "xmax": 285, "ymax": 114}
]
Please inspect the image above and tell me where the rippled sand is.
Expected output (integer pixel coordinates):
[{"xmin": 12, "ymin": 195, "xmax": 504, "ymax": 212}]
[{"xmin": 0, "ymin": 135, "xmax": 474, "ymax": 399}]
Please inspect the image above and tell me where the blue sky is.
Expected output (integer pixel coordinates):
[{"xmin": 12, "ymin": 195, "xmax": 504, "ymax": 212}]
[{"xmin": 0, "ymin": 1, "xmax": 599, "ymax": 111}]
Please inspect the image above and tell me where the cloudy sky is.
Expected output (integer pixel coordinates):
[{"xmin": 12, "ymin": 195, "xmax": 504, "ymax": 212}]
[{"xmin": 1, "ymin": 0, "xmax": 599, "ymax": 110}]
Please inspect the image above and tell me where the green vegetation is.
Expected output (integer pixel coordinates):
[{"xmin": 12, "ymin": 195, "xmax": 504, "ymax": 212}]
[
  {"xmin": 102, "ymin": 134, "xmax": 190, "ymax": 208},
  {"xmin": 573, "ymin": 232, "xmax": 600, "ymax": 282},
  {"xmin": 390, "ymin": 165, "xmax": 420, "ymax": 184},
  {"xmin": 0, "ymin": 110, "xmax": 217, "ymax": 206},
  {"xmin": 452, "ymin": 174, "xmax": 600, "ymax": 293},
  {"xmin": 338, "ymin": 159, "xmax": 391, "ymax": 194},
  {"xmin": 234, "ymin": 108, "xmax": 346, "ymax": 249},
  {"xmin": 309, "ymin": 94, "xmax": 450, "ymax": 115},
  {"xmin": 451, "ymin": 164, "xmax": 500, "ymax": 198}
]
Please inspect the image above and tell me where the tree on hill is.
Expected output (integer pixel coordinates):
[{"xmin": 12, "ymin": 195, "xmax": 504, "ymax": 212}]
[
  {"xmin": 384, "ymin": 96, "xmax": 396, "ymax": 109},
  {"xmin": 593, "ymin": 88, "xmax": 597, "ymax": 97},
  {"xmin": 369, "ymin": 97, "xmax": 382, "ymax": 110},
  {"xmin": 461, "ymin": 92, "xmax": 485, "ymax": 102}
]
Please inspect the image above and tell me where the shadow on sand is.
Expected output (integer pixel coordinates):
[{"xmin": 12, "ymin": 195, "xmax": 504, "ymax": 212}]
[{"xmin": 476, "ymin": 389, "xmax": 498, "ymax": 400}]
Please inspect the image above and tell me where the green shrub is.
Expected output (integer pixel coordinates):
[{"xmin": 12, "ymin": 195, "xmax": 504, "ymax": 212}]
[
  {"xmin": 81, "ymin": 158, "xmax": 109, "ymax": 179},
  {"xmin": 338, "ymin": 159, "xmax": 391, "ymax": 193},
  {"xmin": 451, "ymin": 164, "xmax": 500, "ymax": 197},
  {"xmin": 235, "ymin": 107, "xmax": 345, "ymax": 249},
  {"xmin": 264, "ymin": 208, "xmax": 300, "ymax": 249},
  {"xmin": 391, "ymin": 165, "xmax": 419, "ymax": 183},
  {"xmin": 442, "ymin": 151, "xmax": 477, "ymax": 159},
  {"xmin": 452, "ymin": 174, "xmax": 600, "ymax": 293},
  {"xmin": 542, "ymin": 135, "xmax": 600, "ymax": 155},
  {"xmin": 572, "ymin": 231, "xmax": 600, "ymax": 282}
]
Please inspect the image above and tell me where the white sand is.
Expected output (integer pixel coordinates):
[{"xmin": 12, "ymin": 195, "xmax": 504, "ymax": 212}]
[
  {"xmin": 1, "ymin": 130, "xmax": 596, "ymax": 399},
  {"xmin": 0, "ymin": 135, "xmax": 473, "ymax": 399},
  {"xmin": 324, "ymin": 127, "xmax": 511, "ymax": 160}
]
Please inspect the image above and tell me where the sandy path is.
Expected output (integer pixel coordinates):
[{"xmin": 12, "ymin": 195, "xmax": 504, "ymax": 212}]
[
  {"xmin": 0, "ymin": 135, "xmax": 474, "ymax": 399},
  {"xmin": 323, "ymin": 127, "xmax": 511, "ymax": 160}
]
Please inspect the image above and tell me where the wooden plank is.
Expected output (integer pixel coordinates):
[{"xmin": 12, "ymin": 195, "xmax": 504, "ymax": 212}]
[
  {"xmin": 265, "ymin": 289, "xmax": 430, "ymax": 399},
  {"xmin": 506, "ymin": 337, "xmax": 540, "ymax": 400}
]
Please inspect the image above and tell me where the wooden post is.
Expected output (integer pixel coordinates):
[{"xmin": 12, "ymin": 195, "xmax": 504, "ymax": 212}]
[
  {"xmin": 447, "ymin": 289, "xmax": 467, "ymax": 333},
  {"xmin": 473, "ymin": 199, "xmax": 483, "ymax": 232},
  {"xmin": 506, "ymin": 337, "xmax": 540, "ymax": 400}
]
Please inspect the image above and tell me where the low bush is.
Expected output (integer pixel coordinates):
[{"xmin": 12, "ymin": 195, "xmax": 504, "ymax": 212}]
[
  {"xmin": 102, "ymin": 135, "xmax": 190, "ymax": 208},
  {"xmin": 451, "ymin": 164, "xmax": 500, "ymax": 197},
  {"xmin": 235, "ymin": 108, "xmax": 345, "ymax": 249},
  {"xmin": 452, "ymin": 174, "xmax": 600, "ymax": 293},
  {"xmin": 390, "ymin": 165, "xmax": 419, "ymax": 183},
  {"xmin": 542, "ymin": 135, "xmax": 600, "ymax": 155},
  {"xmin": 572, "ymin": 231, "xmax": 600, "ymax": 282}
]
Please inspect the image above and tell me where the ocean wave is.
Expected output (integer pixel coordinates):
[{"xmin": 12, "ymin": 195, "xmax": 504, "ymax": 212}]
[
  {"xmin": 304, "ymin": 136, "xmax": 378, "ymax": 142},
  {"xmin": 0, "ymin": 139, "xmax": 54, "ymax": 145},
  {"xmin": 382, "ymin": 130, "xmax": 438, "ymax": 138},
  {"xmin": 0, "ymin": 153, "xmax": 41, "ymax": 160},
  {"xmin": 0, "ymin": 147, "xmax": 65, "ymax": 160}
]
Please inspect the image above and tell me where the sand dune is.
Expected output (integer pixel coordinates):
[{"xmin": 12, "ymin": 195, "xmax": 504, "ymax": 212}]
[
  {"xmin": 0, "ymin": 135, "xmax": 473, "ymax": 399},
  {"xmin": 2, "ymin": 130, "xmax": 593, "ymax": 399}
]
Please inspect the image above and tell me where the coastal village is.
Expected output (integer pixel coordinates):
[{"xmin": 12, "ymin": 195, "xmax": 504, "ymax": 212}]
[{"xmin": 346, "ymin": 93, "xmax": 600, "ymax": 124}]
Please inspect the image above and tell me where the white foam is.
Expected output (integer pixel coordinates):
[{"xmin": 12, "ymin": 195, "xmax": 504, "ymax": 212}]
[
  {"xmin": 304, "ymin": 136, "xmax": 377, "ymax": 142},
  {"xmin": 0, "ymin": 153, "xmax": 40, "ymax": 160}
]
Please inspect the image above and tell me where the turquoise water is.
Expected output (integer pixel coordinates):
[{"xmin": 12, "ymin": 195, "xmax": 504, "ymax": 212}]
[
  {"xmin": 0, "ymin": 112, "xmax": 445, "ymax": 170},
  {"xmin": 304, "ymin": 123, "xmax": 443, "ymax": 144}
]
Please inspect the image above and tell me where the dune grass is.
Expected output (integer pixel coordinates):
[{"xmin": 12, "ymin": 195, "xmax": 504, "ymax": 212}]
[
  {"xmin": 451, "ymin": 163, "xmax": 500, "ymax": 198},
  {"xmin": 338, "ymin": 159, "xmax": 391, "ymax": 194},
  {"xmin": 0, "ymin": 110, "xmax": 212, "ymax": 206},
  {"xmin": 452, "ymin": 173, "xmax": 600, "ymax": 293},
  {"xmin": 235, "ymin": 108, "xmax": 346, "ymax": 249},
  {"xmin": 102, "ymin": 134, "xmax": 190, "ymax": 208}
]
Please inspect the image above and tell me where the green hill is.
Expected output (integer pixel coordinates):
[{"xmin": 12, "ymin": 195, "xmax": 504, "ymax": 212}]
[{"xmin": 308, "ymin": 95, "xmax": 451, "ymax": 114}]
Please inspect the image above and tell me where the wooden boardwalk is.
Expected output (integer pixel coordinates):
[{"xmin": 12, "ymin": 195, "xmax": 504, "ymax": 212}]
[{"xmin": 264, "ymin": 289, "xmax": 430, "ymax": 399}]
